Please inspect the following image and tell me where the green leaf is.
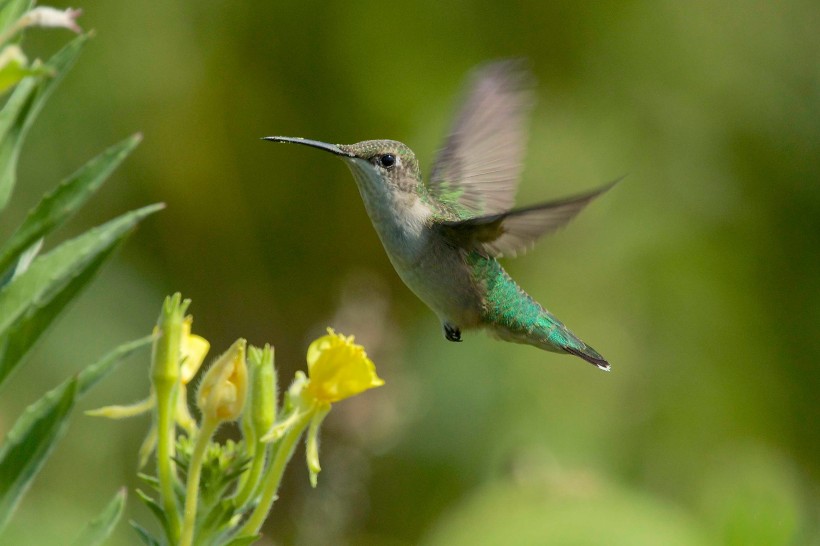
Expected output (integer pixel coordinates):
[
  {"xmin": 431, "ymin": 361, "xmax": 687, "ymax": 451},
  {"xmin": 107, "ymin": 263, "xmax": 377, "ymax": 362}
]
[
  {"xmin": 199, "ymin": 499, "xmax": 235, "ymax": 541},
  {"xmin": 69, "ymin": 335, "xmax": 152, "ymax": 398},
  {"xmin": 0, "ymin": 133, "xmax": 143, "ymax": 275},
  {"xmin": 130, "ymin": 520, "xmax": 162, "ymax": 546},
  {"xmin": 0, "ymin": 335, "xmax": 151, "ymax": 533},
  {"xmin": 224, "ymin": 535, "xmax": 261, "ymax": 546},
  {"xmin": 70, "ymin": 488, "xmax": 127, "ymax": 546},
  {"xmin": 0, "ymin": 203, "xmax": 163, "ymax": 388},
  {"xmin": 0, "ymin": 0, "xmax": 32, "ymax": 37},
  {"xmin": 0, "ymin": 237, "xmax": 39, "ymax": 289},
  {"xmin": 0, "ymin": 242, "xmax": 117, "ymax": 383},
  {"xmin": 19, "ymin": 304, "xmax": 148, "ymax": 401},
  {"xmin": 73, "ymin": 335, "xmax": 153, "ymax": 396},
  {"xmin": 0, "ymin": 376, "xmax": 77, "ymax": 532},
  {"xmin": 135, "ymin": 489, "xmax": 171, "ymax": 543},
  {"xmin": 0, "ymin": 33, "xmax": 89, "ymax": 212},
  {"xmin": 137, "ymin": 472, "xmax": 160, "ymax": 490}
]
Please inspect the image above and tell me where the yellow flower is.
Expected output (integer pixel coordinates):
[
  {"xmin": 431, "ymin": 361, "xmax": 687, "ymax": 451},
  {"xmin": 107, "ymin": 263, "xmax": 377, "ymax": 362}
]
[
  {"xmin": 305, "ymin": 328, "xmax": 384, "ymax": 404},
  {"xmin": 197, "ymin": 339, "xmax": 248, "ymax": 423}
]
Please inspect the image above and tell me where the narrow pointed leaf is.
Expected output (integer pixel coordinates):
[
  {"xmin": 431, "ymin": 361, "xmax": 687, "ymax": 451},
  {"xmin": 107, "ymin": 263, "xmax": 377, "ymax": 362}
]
[
  {"xmin": 0, "ymin": 335, "xmax": 150, "ymax": 533},
  {"xmin": 135, "ymin": 489, "xmax": 171, "ymax": 542},
  {"xmin": 0, "ymin": 237, "xmax": 40, "ymax": 289},
  {"xmin": 0, "ymin": 33, "xmax": 89, "ymax": 211},
  {"xmin": 0, "ymin": 0, "xmax": 33, "ymax": 36},
  {"xmin": 130, "ymin": 520, "xmax": 162, "ymax": 546},
  {"xmin": 70, "ymin": 488, "xmax": 127, "ymax": 546},
  {"xmin": 0, "ymin": 377, "xmax": 77, "ymax": 532},
  {"xmin": 0, "ymin": 134, "xmax": 143, "ymax": 275},
  {"xmin": 0, "ymin": 242, "xmax": 117, "ymax": 382},
  {"xmin": 0, "ymin": 203, "xmax": 163, "ymax": 388},
  {"xmin": 224, "ymin": 535, "xmax": 261, "ymax": 546},
  {"xmin": 0, "ymin": 75, "xmax": 35, "ymax": 209},
  {"xmin": 74, "ymin": 335, "xmax": 152, "ymax": 396},
  {"xmin": 200, "ymin": 498, "xmax": 236, "ymax": 539},
  {"xmin": 137, "ymin": 472, "xmax": 160, "ymax": 490}
]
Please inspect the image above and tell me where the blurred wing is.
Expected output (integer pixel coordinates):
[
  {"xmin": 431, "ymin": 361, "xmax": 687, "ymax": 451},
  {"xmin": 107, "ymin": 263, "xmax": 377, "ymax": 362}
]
[
  {"xmin": 436, "ymin": 181, "xmax": 617, "ymax": 258},
  {"xmin": 429, "ymin": 60, "xmax": 534, "ymax": 217}
]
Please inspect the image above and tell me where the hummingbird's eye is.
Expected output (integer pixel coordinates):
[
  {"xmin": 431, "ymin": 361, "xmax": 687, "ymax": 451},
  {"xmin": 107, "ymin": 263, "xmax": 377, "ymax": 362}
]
[{"xmin": 378, "ymin": 154, "xmax": 396, "ymax": 168}]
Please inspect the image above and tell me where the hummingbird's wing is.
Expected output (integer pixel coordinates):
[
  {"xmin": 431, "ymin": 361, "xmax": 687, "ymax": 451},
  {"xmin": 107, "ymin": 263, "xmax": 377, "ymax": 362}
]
[
  {"xmin": 428, "ymin": 60, "xmax": 534, "ymax": 217},
  {"xmin": 435, "ymin": 182, "xmax": 616, "ymax": 258}
]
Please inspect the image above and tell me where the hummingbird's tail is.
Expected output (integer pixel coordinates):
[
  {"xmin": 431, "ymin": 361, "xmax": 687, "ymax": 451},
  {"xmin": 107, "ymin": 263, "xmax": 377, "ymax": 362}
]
[
  {"xmin": 482, "ymin": 291, "xmax": 611, "ymax": 370},
  {"xmin": 523, "ymin": 308, "xmax": 611, "ymax": 371},
  {"xmin": 493, "ymin": 309, "xmax": 611, "ymax": 371},
  {"xmin": 471, "ymin": 254, "xmax": 610, "ymax": 370},
  {"xmin": 561, "ymin": 341, "xmax": 610, "ymax": 371}
]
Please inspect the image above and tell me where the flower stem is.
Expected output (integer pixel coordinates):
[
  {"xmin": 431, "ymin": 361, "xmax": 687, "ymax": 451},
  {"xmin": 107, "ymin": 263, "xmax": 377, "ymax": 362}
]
[
  {"xmin": 152, "ymin": 294, "xmax": 188, "ymax": 542},
  {"xmin": 233, "ymin": 439, "xmax": 266, "ymax": 507},
  {"xmin": 235, "ymin": 409, "xmax": 313, "ymax": 538},
  {"xmin": 179, "ymin": 416, "xmax": 219, "ymax": 546},
  {"xmin": 155, "ymin": 383, "xmax": 181, "ymax": 541}
]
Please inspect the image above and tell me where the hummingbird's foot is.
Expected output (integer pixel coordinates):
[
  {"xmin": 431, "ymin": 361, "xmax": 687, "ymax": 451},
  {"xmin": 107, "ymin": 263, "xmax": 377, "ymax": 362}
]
[{"xmin": 443, "ymin": 323, "xmax": 462, "ymax": 342}]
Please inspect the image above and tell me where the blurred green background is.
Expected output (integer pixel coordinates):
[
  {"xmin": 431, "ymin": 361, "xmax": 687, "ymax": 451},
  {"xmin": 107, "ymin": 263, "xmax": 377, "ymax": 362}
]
[{"xmin": 1, "ymin": 0, "xmax": 818, "ymax": 544}]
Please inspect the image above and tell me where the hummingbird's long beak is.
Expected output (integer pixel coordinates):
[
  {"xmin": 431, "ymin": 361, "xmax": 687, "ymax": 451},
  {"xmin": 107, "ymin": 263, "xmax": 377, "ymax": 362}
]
[{"xmin": 262, "ymin": 136, "xmax": 355, "ymax": 158}]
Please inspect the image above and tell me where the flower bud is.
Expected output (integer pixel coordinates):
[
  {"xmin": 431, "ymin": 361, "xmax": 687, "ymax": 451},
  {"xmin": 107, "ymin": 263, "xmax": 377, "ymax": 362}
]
[
  {"xmin": 151, "ymin": 293, "xmax": 189, "ymax": 387},
  {"xmin": 247, "ymin": 344, "xmax": 277, "ymax": 442},
  {"xmin": 197, "ymin": 339, "xmax": 248, "ymax": 423}
]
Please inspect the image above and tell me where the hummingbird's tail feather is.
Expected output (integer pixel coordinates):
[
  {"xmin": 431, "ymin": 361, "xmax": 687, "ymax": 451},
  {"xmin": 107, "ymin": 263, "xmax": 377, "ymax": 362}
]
[
  {"xmin": 530, "ymin": 313, "xmax": 611, "ymax": 371},
  {"xmin": 487, "ymin": 311, "xmax": 611, "ymax": 371},
  {"xmin": 563, "ymin": 344, "xmax": 610, "ymax": 372}
]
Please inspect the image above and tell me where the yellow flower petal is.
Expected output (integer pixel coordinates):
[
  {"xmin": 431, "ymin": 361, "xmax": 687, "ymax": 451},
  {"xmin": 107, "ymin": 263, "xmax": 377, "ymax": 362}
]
[
  {"xmin": 305, "ymin": 328, "xmax": 384, "ymax": 404},
  {"xmin": 180, "ymin": 316, "xmax": 210, "ymax": 384}
]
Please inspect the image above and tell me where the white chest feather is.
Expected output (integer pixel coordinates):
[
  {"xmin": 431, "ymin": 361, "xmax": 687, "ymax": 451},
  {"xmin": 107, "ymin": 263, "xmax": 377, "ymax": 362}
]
[{"xmin": 345, "ymin": 159, "xmax": 431, "ymax": 263}]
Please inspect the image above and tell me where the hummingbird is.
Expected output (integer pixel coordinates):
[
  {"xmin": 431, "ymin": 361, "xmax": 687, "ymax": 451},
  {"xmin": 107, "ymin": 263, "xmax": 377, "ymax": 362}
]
[{"xmin": 265, "ymin": 60, "xmax": 615, "ymax": 371}]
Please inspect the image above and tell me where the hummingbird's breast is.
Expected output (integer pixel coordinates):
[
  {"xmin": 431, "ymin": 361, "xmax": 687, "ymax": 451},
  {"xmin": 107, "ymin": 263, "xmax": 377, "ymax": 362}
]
[
  {"xmin": 394, "ymin": 236, "xmax": 485, "ymax": 328},
  {"xmin": 344, "ymin": 158, "xmax": 484, "ymax": 326}
]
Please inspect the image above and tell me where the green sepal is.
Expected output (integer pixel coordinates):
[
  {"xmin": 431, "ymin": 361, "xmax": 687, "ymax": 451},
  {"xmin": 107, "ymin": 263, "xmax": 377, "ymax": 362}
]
[
  {"xmin": 0, "ymin": 203, "xmax": 163, "ymax": 388},
  {"xmin": 70, "ymin": 488, "xmax": 127, "ymax": 546}
]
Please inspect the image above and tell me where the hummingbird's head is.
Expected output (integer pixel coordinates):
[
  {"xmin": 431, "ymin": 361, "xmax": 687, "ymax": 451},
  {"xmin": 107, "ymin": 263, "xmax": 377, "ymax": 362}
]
[
  {"xmin": 264, "ymin": 135, "xmax": 432, "ymax": 235},
  {"xmin": 336, "ymin": 139, "xmax": 421, "ymax": 192},
  {"xmin": 263, "ymin": 136, "xmax": 422, "ymax": 195}
]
